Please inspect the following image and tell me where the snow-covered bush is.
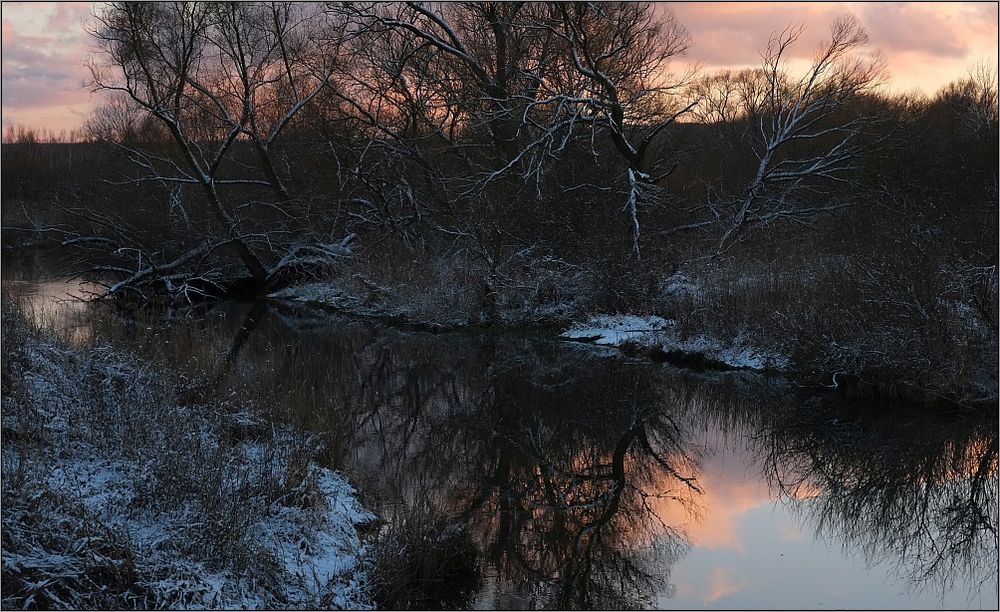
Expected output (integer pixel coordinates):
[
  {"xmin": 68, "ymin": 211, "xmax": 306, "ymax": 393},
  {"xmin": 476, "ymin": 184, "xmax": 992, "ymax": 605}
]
[{"xmin": 1, "ymin": 299, "xmax": 374, "ymax": 609}]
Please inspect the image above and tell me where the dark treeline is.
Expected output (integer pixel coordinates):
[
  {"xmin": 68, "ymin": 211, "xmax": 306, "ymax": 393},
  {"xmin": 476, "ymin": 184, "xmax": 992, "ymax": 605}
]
[{"xmin": 1, "ymin": 1, "xmax": 997, "ymax": 405}]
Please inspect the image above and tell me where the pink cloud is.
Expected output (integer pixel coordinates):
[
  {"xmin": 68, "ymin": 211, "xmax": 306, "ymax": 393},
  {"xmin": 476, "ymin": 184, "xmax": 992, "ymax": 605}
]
[
  {"xmin": 1, "ymin": 1, "xmax": 995, "ymax": 135},
  {"xmin": 856, "ymin": 2, "xmax": 998, "ymax": 66},
  {"xmin": 2, "ymin": 18, "xmax": 14, "ymax": 42},
  {"xmin": 668, "ymin": 2, "xmax": 847, "ymax": 66},
  {"xmin": 1, "ymin": 3, "xmax": 96, "ymax": 134},
  {"xmin": 46, "ymin": 2, "xmax": 92, "ymax": 32},
  {"xmin": 705, "ymin": 566, "xmax": 753, "ymax": 604},
  {"xmin": 667, "ymin": 2, "xmax": 998, "ymax": 95}
]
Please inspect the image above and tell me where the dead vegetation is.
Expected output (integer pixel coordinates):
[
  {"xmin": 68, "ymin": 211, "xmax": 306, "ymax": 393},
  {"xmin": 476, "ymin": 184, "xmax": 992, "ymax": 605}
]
[{"xmin": 0, "ymin": 297, "xmax": 374, "ymax": 610}]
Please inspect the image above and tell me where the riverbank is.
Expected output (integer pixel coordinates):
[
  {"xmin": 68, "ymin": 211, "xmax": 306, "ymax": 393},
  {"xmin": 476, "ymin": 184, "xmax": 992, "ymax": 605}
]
[
  {"xmin": 6, "ymin": 241, "xmax": 995, "ymax": 409},
  {"xmin": 0, "ymin": 299, "xmax": 375, "ymax": 609},
  {"xmin": 270, "ymin": 259, "xmax": 997, "ymax": 408}
]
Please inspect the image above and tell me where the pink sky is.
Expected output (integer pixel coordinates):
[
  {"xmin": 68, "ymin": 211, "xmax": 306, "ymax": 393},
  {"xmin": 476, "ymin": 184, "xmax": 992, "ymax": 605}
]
[{"xmin": 1, "ymin": 2, "xmax": 997, "ymax": 136}]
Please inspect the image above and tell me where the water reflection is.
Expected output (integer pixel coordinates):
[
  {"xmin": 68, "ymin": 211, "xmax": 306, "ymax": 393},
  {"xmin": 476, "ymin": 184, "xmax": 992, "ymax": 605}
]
[
  {"xmin": 215, "ymin": 306, "xmax": 997, "ymax": 609},
  {"xmin": 247, "ymin": 317, "xmax": 708, "ymax": 608},
  {"xmin": 2, "ymin": 266, "xmax": 997, "ymax": 609},
  {"xmin": 752, "ymin": 396, "xmax": 998, "ymax": 597},
  {"xmin": 449, "ymin": 360, "xmax": 701, "ymax": 609},
  {"xmin": 2, "ymin": 250, "xmax": 101, "ymax": 344}
]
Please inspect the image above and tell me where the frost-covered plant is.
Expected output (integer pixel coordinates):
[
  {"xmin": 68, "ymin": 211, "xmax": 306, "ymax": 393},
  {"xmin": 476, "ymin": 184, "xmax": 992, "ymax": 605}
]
[{"xmin": 1, "ymin": 300, "xmax": 374, "ymax": 609}]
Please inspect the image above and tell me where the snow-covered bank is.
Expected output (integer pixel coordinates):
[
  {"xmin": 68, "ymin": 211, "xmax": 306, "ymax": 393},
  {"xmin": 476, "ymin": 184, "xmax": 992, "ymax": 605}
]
[
  {"xmin": 270, "ymin": 282, "xmax": 371, "ymax": 314},
  {"xmin": 1, "ymin": 307, "xmax": 374, "ymax": 609},
  {"xmin": 269, "ymin": 255, "xmax": 591, "ymax": 328},
  {"xmin": 270, "ymin": 281, "xmax": 467, "ymax": 327},
  {"xmin": 272, "ymin": 282, "xmax": 790, "ymax": 372},
  {"xmin": 561, "ymin": 314, "xmax": 790, "ymax": 371}
]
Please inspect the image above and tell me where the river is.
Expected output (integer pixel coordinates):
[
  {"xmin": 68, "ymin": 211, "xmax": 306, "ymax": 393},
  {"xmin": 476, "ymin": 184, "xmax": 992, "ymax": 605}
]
[{"xmin": 4, "ymin": 248, "xmax": 998, "ymax": 610}]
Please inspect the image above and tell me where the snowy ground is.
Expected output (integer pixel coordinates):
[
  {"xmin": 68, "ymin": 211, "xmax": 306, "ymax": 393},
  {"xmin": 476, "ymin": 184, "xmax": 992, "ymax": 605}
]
[
  {"xmin": 270, "ymin": 282, "xmax": 370, "ymax": 313},
  {"xmin": 6, "ymin": 454, "xmax": 373, "ymax": 609},
  {"xmin": 561, "ymin": 314, "xmax": 790, "ymax": 371},
  {"xmin": 269, "ymin": 256, "xmax": 592, "ymax": 327},
  {"xmin": 269, "ymin": 281, "xmax": 457, "ymax": 325},
  {"xmin": 2, "ymin": 315, "xmax": 375, "ymax": 609},
  {"xmin": 273, "ymin": 281, "xmax": 790, "ymax": 372}
]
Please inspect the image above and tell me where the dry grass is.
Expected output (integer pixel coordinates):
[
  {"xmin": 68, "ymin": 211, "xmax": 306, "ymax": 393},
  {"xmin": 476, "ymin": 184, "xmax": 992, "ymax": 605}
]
[
  {"xmin": 366, "ymin": 505, "xmax": 480, "ymax": 610},
  {"xmin": 657, "ymin": 253, "xmax": 998, "ymax": 405},
  {"xmin": 1, "ymin": 297, "xmax": 373, "ymax": 610}
]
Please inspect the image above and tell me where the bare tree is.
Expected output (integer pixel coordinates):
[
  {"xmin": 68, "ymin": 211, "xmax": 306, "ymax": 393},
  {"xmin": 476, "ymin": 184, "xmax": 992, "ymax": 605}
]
[
  {"xmin": 554, "ymin": 2, "xmax": 696, "ymax": 256},
  {"xmin": 330, "ymin": 0, "xmax": 591, "ymax": 221},
  {"xmin": 84, "ymin": 2, "xmax": 353, "ymax": 300},
  {"xmin": 714, "ymin": 16, "xmax": 885, "ymax": 255},
  {"xmin": 688, "ymin": 68, "xmax": 771, "ymax": 138},
  {"xmin": 328, "ymin": 2, "xmax": 590, "ymax": 319},
  {"xmin": 938, "ymin": 62, "xmax": 999, "ymax": 136},
  {"xmin": 336, "ymin": 2, "xmax": 696, "ymax": 257}
]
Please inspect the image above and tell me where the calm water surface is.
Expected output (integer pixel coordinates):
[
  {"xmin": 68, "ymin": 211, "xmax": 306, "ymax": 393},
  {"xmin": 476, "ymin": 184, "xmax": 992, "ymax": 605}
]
[{"xmin": 4, "ymin": 250, "xmax": 998, "ymax": 610}]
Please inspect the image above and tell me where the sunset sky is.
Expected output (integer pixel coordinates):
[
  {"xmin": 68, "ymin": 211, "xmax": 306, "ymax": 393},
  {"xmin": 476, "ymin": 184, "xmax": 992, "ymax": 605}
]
[{"xmin": 1, "ymin": 1, "xmax": 997, "ymax": 136}]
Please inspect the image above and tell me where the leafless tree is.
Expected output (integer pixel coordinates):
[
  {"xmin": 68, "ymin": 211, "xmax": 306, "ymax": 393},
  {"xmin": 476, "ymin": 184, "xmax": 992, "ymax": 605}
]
[
  {"xmin": 321, "ymin": 3, "xmax": 586, "ymax": 320},
  {"xmin": 688, "ymin": 68, "xmax": 771, "ymax": 138},
  {"xmin": 938, "ymin": 62, "xmax": 999, "ymax": 136},
  {"xmin": 714, "ymin": 16, "xmax": 885, "ymax": 255},
  {"xmin": 331, "ymin": 2, "xmax": 570, "ymax": 190},
  {"xmin": 84, "ymin": 2, "xmax": 354, "ymax": 300},
  {"xmin": 553, "ymin": 2, "xmax": 696, "ymax": 256},
  {"xmin": 334, "ymin": 2, "xmax": 696, "ymax": 259}
]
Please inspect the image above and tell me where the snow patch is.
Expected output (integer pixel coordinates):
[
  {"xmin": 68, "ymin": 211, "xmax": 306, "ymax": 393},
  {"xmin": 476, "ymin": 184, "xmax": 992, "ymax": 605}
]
[
  {"xmin": 251, "ymin": 466, "xmax": 374, "ymax": 609},
  {"xmin": 561, "ymin": 314, "xmax": 789, "ymax": 371},
  {"xmin": 659, "ymin": 273, "xmax": 704, "ymax": 302},
  {"xmin": 269, "ymin": 282, "xmax": 412, "ymax": 321},
  {"xmin": 561, "ymin": 315, "xmax": 671, "ymax": 346},
  {"xmin": 11, "ymin": 444, "xmax": 375, "ymax": 610},
  {"xmin": 270, "ymin": 282, "xmax": 363, "ymax": 310}
]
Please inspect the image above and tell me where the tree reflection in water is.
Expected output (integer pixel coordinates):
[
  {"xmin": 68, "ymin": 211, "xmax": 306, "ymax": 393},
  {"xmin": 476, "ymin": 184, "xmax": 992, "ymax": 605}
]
[
  {"xmin": 42, "ymin": 297, "xmax": 996, "ymax": 610},
  {"xmin": 327, "ymin": 335, "xmax": 706, "ymax": 609},
  {"xmin": 215, "ymin": 308, "xmax": 996, "ymax": 609},
  {"xmin": 456, "ymin": 363, "xmax": 703, "ymax": 609},
  {"xmin": 748, "ymin": 396, "xmax": 998, "ymax": 599}
]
